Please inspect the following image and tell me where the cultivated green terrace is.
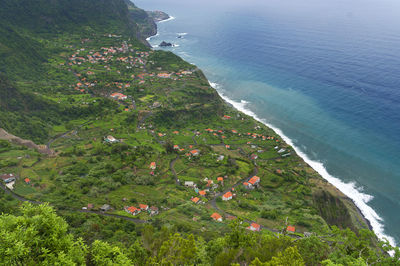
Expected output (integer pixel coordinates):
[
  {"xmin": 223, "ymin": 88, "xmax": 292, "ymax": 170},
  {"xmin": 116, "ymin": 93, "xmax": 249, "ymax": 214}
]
[{"xmin": 0, "ymin": 0, "xmax": 399, "ymax": 265}]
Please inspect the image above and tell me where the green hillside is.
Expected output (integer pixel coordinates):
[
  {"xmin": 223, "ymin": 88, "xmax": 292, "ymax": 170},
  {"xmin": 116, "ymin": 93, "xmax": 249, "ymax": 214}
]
[{"xmin": 0, "ymin": 0, "xmax": 398, "ymax": 265}]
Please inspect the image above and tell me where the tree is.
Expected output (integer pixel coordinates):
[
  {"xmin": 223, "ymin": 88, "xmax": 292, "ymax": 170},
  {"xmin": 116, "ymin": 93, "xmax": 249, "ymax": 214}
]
[
  {"xmin": 90, "ymin": 240, "xmax": 133, "ymax": 265},
  {"xmin": 0, "ymin": 203, "xmax": 87, "ymax": 265}
]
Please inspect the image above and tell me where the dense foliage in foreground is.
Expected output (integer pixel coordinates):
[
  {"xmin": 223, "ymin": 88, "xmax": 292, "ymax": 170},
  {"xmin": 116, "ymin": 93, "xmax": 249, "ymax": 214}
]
[{"xmin": 0, "ymin": 204, "xmax": 398, "ymax": 265}]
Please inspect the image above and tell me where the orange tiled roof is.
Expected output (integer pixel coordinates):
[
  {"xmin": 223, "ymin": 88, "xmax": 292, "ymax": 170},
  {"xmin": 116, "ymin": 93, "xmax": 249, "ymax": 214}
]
[
  {"xmin": 287, "ymin": 226, "xmax": 295, "ymax": 232},
  {"xmin": 211, "ymin": 213, "xmax": 222, "ymax": 220},
  {"xmin": 248, "ymin": 176, "xmax": 260, "ymax": 185},
  {"xmin": 139, "ymin": 204, "xmax": 148, "ymax": 209},
  {"xmin": 223, "ymin": 191, "xmax": 232, "ymax": 199},
  {"xmin": 251, "ymin": 223, "xmax": 260, "ymax": 230},
  {"xmin": 191, "ymin": 197, "xmax": 200, "ymax": 203}
]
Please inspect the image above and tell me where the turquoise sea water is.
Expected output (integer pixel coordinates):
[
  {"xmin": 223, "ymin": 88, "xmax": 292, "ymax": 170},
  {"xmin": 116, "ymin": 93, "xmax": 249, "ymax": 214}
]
[{"xmin": 135, "ymin": 0, "xmax": 400, "ymax": 245}]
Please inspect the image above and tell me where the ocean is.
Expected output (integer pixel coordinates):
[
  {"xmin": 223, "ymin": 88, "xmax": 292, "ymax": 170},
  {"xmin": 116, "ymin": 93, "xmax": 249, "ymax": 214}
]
[{"xmin": 134, "ymin": 0, "xmax": 400, "ymax": 246}]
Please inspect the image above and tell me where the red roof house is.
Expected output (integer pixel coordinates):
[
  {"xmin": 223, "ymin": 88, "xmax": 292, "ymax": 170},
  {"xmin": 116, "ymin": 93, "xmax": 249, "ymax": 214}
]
[
  {"xmin": 222, "ymin": 191, "xmax": 233, "ymax": 201},
  {"xmin": 287, "ymin": 226, "xmax": 296, "ymax": 233},
  {"xmin": 248, "ymin": 223, "xmax": 261, "ymax": 231},
  {"xmin": 211, "ymin": 212, "xmax": 223, "ymax": 222}
]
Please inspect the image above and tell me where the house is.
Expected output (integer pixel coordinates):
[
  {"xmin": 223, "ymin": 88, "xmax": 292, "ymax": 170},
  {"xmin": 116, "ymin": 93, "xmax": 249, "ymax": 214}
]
[
  {"xmin": 243, "ymin": 181, "xmax": 252, "ymax": 189},
  {"xmin": 150, "ymin": 162, "xmax": 156, "ymax": 170},
  {"xmin": 185, "ymin": 181, "xmax": 195, "ymax": 187},
  {"xmin": 248, "ymin": 176, "xmax": 260, "ymax": 187},
  {"xmin": 100, "ymin": 204, "xmax": 111, "ymax": 212},
  {"xmin": 287, "ymin": 226, "xmax": 296, "ymax": 233},
  {"xmin": 217, "ymin": 177, "xmax": 224, "ymax": 183},
  {"xmin": 24, "ymin": 178, "xmax": 31, "ymax": 184},
  {"xmin": 222, "ymin": 191, "xmax": 233, "ymax": 201},
  {"xmin": 206, "ymin": 180, "xmax": 213, "ymax": 187},
  {"xmin": 250, "ymin": 154, "xmax": 258, "ymax": 160},
  {"xmin": 217, "ymin": 155, "xmax": 224, "ymax": 161},
  {"xmin": 190, "ymin": 150, "xmax": 200, "ymax": 156},
  {"xmin": 139, "ymin": 204, "xmax": 149, "ymax": 211},
  {"xmin": 173, "ymin": 145, "xmax": 180, "ymax": 150},
  {"xmin": 248, "ymin": 223, "xmax": 261, "ymax": 232},
  {"xmin": 87, "ymin": 204, "xmax": 94, "ymax": 210},
  {"xmin": 0, "ymin": 174, "xmax": 16, "ymax": 183},
  {"xmin": 157, "ymin": 73, "xmax": 171, "ymax": 78},
  {"xmin": 199, "ymin": 190, "xmax": 206, "ymax": 196},
  {"xmin": 222, "ymin": 115, "xmax": 231, "ymax": 120},
  {"xmin": 173, "ymin": 131, "xmax": 179, "ymax": 134},
  {"xmin": 191, "ymin": 197, "xmax": 200, "ymax": 204},
  {"xmin": 211, "ymin": 212, "xmax": 223, "ymax": 222},
  {"xmin": 149, "ymin": 206, "xmax": 159, "ymax": 216},
  {"xmin": 110, "ymin": 92, "xmax": 127, "ymax": 100},
  {"xmin": 104, "ymin": 135, "xmax": 118, "ymax": 143},
  {"xmin": 125, "ymin": 206, "xmax": 141, "ymax": 215}
]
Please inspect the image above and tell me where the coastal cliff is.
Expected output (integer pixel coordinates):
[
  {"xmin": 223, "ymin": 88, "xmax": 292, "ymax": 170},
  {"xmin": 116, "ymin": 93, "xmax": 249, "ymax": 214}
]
[{"xmin": 124, "ymin": 0, "xmax": 169, "ymax": 40}]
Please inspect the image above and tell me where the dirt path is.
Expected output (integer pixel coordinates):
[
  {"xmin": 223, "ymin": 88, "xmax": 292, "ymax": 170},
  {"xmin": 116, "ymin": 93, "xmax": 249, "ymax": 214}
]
[{"xmin": 0, "ymin": 182, "xmax": 147, "ymax": 224}]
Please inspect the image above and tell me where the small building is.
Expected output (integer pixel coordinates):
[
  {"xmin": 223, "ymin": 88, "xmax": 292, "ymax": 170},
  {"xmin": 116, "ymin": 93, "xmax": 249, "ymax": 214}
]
[
  {"xmin": 191, "ymin": 197, "xmax": 200, "ymax": 204},
  {"xmin": 1, "ymin": 174, "xmax": 16, "ymax": 184},
  {"xmin": 287, "ymin": 226, "xmax": 296, "ymax": 233},
  {"xmin": 87, "ymin": 204, "xmax": 94, "ymax": 210},
  {"xmin": 100, "ymin": 204, "xmax": 111, "ymax": 212},
  {"xmin": 139, "ymin": 204, "xmax": 149, "ymax": 211},
  {"xmin": 190, "ymin": 150, "xmax": 200, "ymax": 156},
  {"xmin": 248, "ymin": 223, "xmax": 261, "ymax": 232},
  {"xmin": 217, "ymin": 177, "xmax": 224, "ymax": 183},
  {"xmin": 199, "ymin": 190, "xmax": 206, "ymax": 196},
  {"xmin": 173, "ymin": 145, "xmax": 180, "ymax": 150},
  {"xmin": 222, "ymin": 191, "xmax": 233, "ymax": 201},
  {"xmin": 24, "ymin": 178, "xmax": 31, "ymax": 184},
  {"xmin": 243, "ymin": 181, "xmax": 252, "ymax": 189},
  {"xmin": 185, "ymin": 181, "xmax": 195, "ymax": 187},
  {"xmin": 110, "ymin": 92, "xmax": 127, "ymax": 100},
  {"xmin": 125, "ymin": 206, "xmax": 141, "ymax": 216},
  {"xmin": 250, "ymin": 154, "xmax": 258, "ymax": 160},
  {"xmin": 157, "ymin": 73, "xmax": 171, "ymax": 78},
  {"xmin": 104, "ymin": 135, "xmax": 118, "ymax": 144},
  {"xmin": 149, "ymin": 206, "xmax": 159, "ymax": 216},
  {"xmin": 150, "ymin": 162, "xmax": 156, "ymax": 170},
  {"xmin": 248, "ymin": 176, "xmax": 260, "ymax": 187},
  {"xmin": 211, "ymin": 212, "xmax": 223, "ymax": 222}
]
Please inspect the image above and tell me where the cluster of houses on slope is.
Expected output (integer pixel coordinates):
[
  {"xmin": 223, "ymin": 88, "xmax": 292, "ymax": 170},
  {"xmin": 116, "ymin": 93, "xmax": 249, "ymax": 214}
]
[
  {"xmin": 110, "ymin": 92, "xmax": 128, "ymax": 101},
  {"xmin": 124, "ymin": 204, "xmax": 159, "ymax": 216},
  {"xmin": 67, "ymin": 39, "xmax": 196, "ymax": 95}
]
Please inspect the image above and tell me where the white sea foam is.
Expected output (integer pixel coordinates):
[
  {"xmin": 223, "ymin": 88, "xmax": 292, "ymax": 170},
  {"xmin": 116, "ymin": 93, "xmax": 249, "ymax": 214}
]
[
  {"xmin": 146, "ymin": 32, "xmax": 159, "ymax": 41},
  {"xmin": 209, "ymin": 81, "xmax": 397, "ymax": 251},
  {"xmin": 177, "ymin": 32, "xmax": 188, "ymax": 36},
  {"xmin": 158, "ymin": 16, "xmax": 175, "ymax": 23}
]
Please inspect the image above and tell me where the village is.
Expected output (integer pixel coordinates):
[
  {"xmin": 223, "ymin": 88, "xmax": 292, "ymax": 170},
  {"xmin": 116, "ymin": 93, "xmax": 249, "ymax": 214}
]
[{"xmin": 0, "ymin": 33, "xmax": 328, "ymax": 238}]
